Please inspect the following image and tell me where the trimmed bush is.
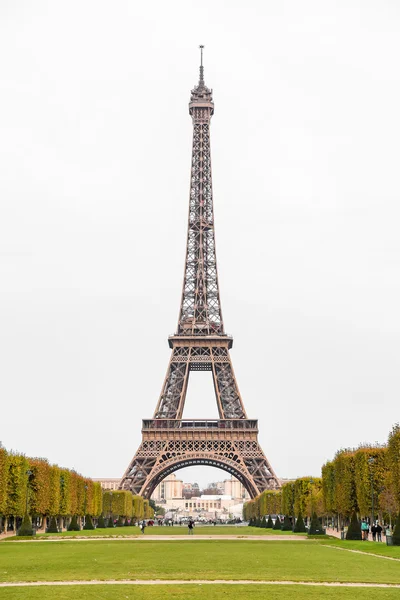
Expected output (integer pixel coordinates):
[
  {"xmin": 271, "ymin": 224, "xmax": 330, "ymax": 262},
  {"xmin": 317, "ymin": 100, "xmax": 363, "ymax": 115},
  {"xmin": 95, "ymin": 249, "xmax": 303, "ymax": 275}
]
[
  {"xmin": 18, "ymin": 513, "xmax": 34, "ymax": 536},
  {"xmin": 97, "ymin": 514, "xmax": 106, "ymax": 528},
  {"xmin": 392, "ymin": 514, "xmax": 400, "ymax": 546},
  {"xmin": 67, "ymin": 515, "xmax": 80, "ymax": 531},
  {"xmin": 281, "ymin": 515, "xmax": 292, "ymax": 531},
  {"xmin": 248, "ymin": 517, "xmax": 254, "ymax": 526},
  {"xmin": 294, "ymin": 512, "xmax": 307, "ymax": 533},
  {"xmin": 273, "ymin": 516, "xmax": 281, "ymax": 530},
  {"xmin": 116, "ymin": 516, "xmax": 124, "ymax": 527},
  {"xmin": 308, "ymin": 512, "xmax": 324, "ymax": 535},
  {"xmin": 261, "ymin": 515, "xmax": 267, "ymax": 528},
  {"xmin": 83, "ymin": 515, "xmax": 95, "ymax": 530},
  {"xmin": 345, "ymin": 511, "xmax": 362, "ymax": 541},
  {"xmin": 47, "ymin": 516, "xmax": 59, "ymax": 533},
  {"xmin": 266, "ymin": 515, "xmax": 274, "ymax": 528}
]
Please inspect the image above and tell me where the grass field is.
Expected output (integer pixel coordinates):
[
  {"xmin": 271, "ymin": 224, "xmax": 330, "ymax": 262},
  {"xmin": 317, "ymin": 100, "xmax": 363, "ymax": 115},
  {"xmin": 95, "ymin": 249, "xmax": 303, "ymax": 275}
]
[
  {"xmin": 1, "ymin": 540, "xmax": 400, "ymax": 584},
  {"xmin": 4, "ymin": 525, "xmax": 305, "ymax": 538},
  {"xmin": 1, "ymin": 586, "xmax": 400, "ymax": 600},
  {"xmin": 2, "ymin": 532, "xmax": 400, "ymax": 600}
]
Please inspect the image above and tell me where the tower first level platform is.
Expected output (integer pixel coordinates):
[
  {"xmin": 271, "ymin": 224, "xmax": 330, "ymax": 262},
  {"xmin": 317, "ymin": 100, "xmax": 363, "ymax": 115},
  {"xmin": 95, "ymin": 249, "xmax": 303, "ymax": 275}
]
[{"xmin": 120, "ymin": 418, "xmax": 278, "ymax": 499}]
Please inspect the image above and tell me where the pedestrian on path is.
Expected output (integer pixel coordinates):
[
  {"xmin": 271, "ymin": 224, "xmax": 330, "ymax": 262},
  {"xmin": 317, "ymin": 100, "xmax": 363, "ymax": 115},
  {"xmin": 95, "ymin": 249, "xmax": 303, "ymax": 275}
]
[
  {"xmin": 188, "ymin": 519, "xmax": 194, "ymax": 535},
  {"xmin": 361, "ymin": 520, "xmax": 369, "ymax": 541},
  {"xmin": 140, "ymin": 520, "xmax": 146, "ymax": 535},
  {"xmin": 371, "ymin": 523, "xmax": 377, "ymax": 542},
  {"xmin": 376, "ymin": 523, "xmax": 383, "ymax": 542}
]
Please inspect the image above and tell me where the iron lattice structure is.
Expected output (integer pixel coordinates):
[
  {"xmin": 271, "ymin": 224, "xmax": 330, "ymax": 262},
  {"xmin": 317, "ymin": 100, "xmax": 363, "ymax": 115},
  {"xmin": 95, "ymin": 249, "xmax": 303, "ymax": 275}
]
[{"xmin": 120, "ymin": 50, "xmax": 280, "ymax": 499}]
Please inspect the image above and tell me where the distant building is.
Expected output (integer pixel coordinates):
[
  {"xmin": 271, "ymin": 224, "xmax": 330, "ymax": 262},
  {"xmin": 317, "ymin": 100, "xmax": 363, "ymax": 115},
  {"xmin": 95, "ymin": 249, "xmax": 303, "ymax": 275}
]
[
  {"xmin": 151, "ymin": 475, "xmax": 249, "ymax": 520},
  {"xmin": 152, "ymin": 473, "xmax": 183, "ymax": 502},
  {"xmin": 93, "ymin": 478, "xmax": 121, "ymax": 490}
]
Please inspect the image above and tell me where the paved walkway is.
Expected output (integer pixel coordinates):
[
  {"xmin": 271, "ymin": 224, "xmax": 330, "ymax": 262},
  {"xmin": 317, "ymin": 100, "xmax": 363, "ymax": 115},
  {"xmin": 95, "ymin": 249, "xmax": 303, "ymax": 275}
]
[
  {"xmin": 323, "ymin": 544, "xmax": 400, "ymax": 562},
  {"xmin": 0, "ymin": 580, "xmax": 400, "ymax": 589},
  {"xmin": 5, "ymin": 534, "xmax": 307, "ymax": 542}
]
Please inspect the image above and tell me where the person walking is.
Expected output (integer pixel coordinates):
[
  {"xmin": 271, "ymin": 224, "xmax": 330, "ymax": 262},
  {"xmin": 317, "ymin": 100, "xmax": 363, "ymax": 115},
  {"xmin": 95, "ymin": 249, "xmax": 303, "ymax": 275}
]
[
  {"xmin": 188, "ymin": 519, "xmax": 194, "ymax": 535},
  {"xmin": 376, "ymin": 523, "xmax": 383, "ymax": 542},
  {"xmin": 371, "ymin": 523, "xmax": 377, "ymax": 542},
  {"xmin": 140, "ymin": 520, "xmax": 146, "ymax": 535},
  {"xmin": 361, "ymin": 520, "xmax": 369, "ymax": 541}
]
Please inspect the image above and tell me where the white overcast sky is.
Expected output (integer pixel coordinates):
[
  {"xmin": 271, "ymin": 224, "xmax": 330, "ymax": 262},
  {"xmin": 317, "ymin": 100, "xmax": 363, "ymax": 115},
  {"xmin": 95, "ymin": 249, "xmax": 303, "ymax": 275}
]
[{"xmin": 1, "ymin": 1, "xmax": 400, "ymax": 488}]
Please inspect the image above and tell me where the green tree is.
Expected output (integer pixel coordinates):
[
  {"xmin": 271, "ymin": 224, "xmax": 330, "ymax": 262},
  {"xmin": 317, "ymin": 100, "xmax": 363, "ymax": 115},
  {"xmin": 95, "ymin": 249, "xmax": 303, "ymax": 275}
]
[
  {"xmin": 334, "ymin": 451, "xmax": 357, "ymax": 518},
  {"xmin": 392, "ymin": 513, "xmax": 400, "ymax": 546},
  {"xmin": 97, "ymin": 514, "xmax": 106, "ymax": 528},
  {"xmin": 18, "ymin": 513, "xmax": 34, "ymax": 536},
  {"xmin": 83, "ymin": 515, "xmax": 95, "ymax": 530},
  {"xmin": 353, "ymin": 447, "xmax": 386, "ymax": 518},
  {"xmin": 48, "ymin": 466, "xmax": 61, "ymax": 517},
  {"xmin": 294, "ymin": 512, "xmax": 306, "ymax": 533},
  {"xmin": 261, "ymin": 515, "xmax": 267, "ymax": 528},
  {"xmin": 346, "ymin": 511, "xmax": 362, "ymax": 541},
  {"xmin": 322, "ymin": 461, "xmax": 336, "ymax": 515},
  {"xmin": 308, "ymin": 512, "xmax": 324, "ymax": 535},
  {"xmin": 47, "ymin": 516, "xmax": 59, "ymax": 533},
  {"xmin": 67, "ymin": 515, "xmax": 80, "ymax": 531},
  {"xmin": 0, "ymin": 445, "xmax": 8, "ymax": 516},
  {"xmin": 273, "ymin": 516, "xmax": 281, "ymax": 530},
  {"xmin": 387, "ymin": 424, "xmax": 400, "ymax": 510},
  {"xmin": 28, "ymin": 458, "xmax": 51, "ymax": 517},
  {"xmin": 5, "ymin": 453, "xmax": 29, "ymax": 517},
  {"xmin": 281, "ymin": 515, "xmax": 292, "ymax": 531}
]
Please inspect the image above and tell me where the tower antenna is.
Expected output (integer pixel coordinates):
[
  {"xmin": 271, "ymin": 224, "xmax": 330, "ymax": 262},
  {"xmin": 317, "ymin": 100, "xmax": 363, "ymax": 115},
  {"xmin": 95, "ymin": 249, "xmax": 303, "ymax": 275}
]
[{"xmin": 199, "ymin": 44, "xmax": 204, "ymax": 84}]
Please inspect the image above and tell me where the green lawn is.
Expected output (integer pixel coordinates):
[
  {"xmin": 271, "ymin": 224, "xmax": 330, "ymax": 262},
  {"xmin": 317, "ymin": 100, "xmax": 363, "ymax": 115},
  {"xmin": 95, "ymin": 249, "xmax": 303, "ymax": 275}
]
[
  {"xmin": 0, "ymin": 585, "xmax": 400, "ymax": 600},
  {"xmin": 5, "ymin": 525, "xmax": 306, "ymax": 538},
  {"xmin": 1, "ymin": 540, "xmax": 400, "ymax": 584},
  {"xmin": 328, "ymin": 539, "xmax": 400, "ymax": 558}
]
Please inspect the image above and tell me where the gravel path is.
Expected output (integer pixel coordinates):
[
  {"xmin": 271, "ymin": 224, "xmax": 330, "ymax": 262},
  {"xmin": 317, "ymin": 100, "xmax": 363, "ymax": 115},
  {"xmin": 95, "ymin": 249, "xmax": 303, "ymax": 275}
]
[
  {"xmin": 322, "ymin": 544, "xmax": 400, "ymax": 562},
  {"xmin": 4, "ymin": 535, "xmax": 306, "ymax": 542},
  {"xmin": 0, "ymin": 580, "xmax": 400, "ymax": 588}
]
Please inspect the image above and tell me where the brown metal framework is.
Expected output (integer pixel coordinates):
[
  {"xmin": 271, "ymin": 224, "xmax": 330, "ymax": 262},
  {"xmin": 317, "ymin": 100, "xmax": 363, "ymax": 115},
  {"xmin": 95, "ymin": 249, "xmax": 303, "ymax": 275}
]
[{"xmin": 120, "ymin": 49, "xmax": 280, "ymax": 499}]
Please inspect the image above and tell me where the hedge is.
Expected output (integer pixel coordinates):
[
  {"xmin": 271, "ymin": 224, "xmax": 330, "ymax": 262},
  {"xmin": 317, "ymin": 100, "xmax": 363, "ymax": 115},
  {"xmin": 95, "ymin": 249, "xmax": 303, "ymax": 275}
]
[{"xmin": 244, "ymin": 424, "xmax": 400, "ymax": 526}]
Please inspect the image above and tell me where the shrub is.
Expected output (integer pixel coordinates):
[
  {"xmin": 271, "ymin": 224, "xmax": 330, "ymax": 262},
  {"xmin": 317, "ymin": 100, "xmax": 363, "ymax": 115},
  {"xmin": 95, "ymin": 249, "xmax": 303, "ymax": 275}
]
[
  {"xmin": 83, "ymin": 515, "xmax": 95, "ymax": 530},
  {"xmin": 47, "ymin": 516, "xmax": 59, "ymax": 533},
  {"xmin": 266, "ymin": 515, "xmax": 274, "ymax": 528},
  {"xmin": 294, "ymin": 512, "xmax": 307, "ymax": 533},
  {"xmin": 108, "ymin": 516, "xmax": 114, "ymax": 528},
  {"xmin": 18, "ymin": 514, "xmax": 34, "ymax": 536},
  {"xmin": 97, "ymin": 514, "xmax": 106, "ymax": 528},
  {"xmin": 67, "ymin": 515, "xmax": 80, "ymax": 531},
  {"xmin": 248, "ymin": 517, "xmax": 254, "ymax": 526},
  {"xmin": 392, "ymin": 514, "xmax": 400, "ymax": 546},
  {"xmin": 273, "ymin": 516, "xmax": 281, "ymax": 530},
  {"xmin": 261, "ymin": 515, "xmax": 267, "ymax": 528},
  {"xmin": 281, "ymin": 515, "xmax": 292, "ymax": 531},
  {"xmin": 116, "ymin": 516, "xmax": 124, "ymax": 527},
  {"xmin": 308, "ymin": 512, "xmax": 324, "ymax": 535},
  {"xmin": 345, "ymin": 511, "xmax": 362, "ymax": 541}
]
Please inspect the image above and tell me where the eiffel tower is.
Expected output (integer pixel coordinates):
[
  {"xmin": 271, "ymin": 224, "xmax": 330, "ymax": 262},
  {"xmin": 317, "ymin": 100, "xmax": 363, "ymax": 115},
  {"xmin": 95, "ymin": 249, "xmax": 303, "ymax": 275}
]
[{"xmin": 120, "ymin": 48, "xmax": 280, "ymax": 498}]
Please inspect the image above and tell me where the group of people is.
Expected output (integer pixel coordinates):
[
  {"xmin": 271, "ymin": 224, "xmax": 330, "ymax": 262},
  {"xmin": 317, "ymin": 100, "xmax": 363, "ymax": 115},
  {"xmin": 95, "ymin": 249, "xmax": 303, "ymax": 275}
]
[
  {"xmin": 139, "ymin": 518, "xmax": 195, "ymax": 535},
  {"xmin": 361, "ymin": 520, "xmax": 383, "ymax": 541}
]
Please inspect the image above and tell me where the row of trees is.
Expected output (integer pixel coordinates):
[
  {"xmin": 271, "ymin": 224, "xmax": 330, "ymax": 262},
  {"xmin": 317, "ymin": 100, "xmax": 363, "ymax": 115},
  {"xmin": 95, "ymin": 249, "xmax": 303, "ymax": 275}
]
[
  {"xmin": 243, "ymin": 478, "xmax": 322, "ymax": 522},
  {"xmin": 244, "ymin": 424, "xmax": 400, "ymax": 529},
  {"xmin": 0, "ymin": 446, "xmax": 153, "ymax": 531}
]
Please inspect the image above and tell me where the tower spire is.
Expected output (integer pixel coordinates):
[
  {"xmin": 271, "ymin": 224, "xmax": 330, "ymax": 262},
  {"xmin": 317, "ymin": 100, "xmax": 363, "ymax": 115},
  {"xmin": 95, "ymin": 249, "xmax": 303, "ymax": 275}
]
[{"xmin": 199, "ymin": 44, "xmax": 204, "ymax": 85}]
